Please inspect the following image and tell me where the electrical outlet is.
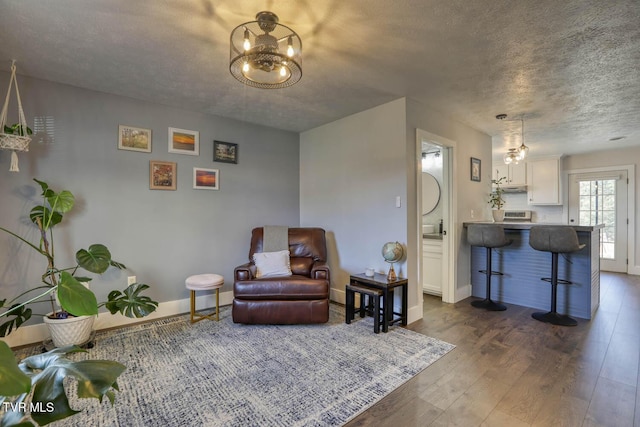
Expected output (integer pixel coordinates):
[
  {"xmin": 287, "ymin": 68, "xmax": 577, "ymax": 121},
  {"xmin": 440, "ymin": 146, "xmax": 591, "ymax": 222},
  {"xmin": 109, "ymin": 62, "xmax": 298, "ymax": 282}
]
[{"xmin": 127, "ymin": 276, "xmax": 136, "ymax": 286}]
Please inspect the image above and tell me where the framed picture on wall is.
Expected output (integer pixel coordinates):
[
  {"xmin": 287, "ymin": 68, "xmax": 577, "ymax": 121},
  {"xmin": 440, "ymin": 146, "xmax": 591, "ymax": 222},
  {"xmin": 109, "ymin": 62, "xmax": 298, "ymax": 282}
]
[
  {"xmin": 118, "ymin": 125, "xmax": 151, "ymax": 152},
  {"xmin": 149, "ymin": 161, "xmax": 177, "ymax": 190},
  {"xmin": 193, "ymin": 167, "xmax": 219, "ymax": 190},
  {"xmin": 470, "ymin": 157, "xmax": 481, "ymax": 182},
  {"xmin": 168, "ymin": 127, "xmax": 199, "ymax": 156},
  {"xmin": 213, "ymin": 140, "xmax": 238, "ymax": 164}
]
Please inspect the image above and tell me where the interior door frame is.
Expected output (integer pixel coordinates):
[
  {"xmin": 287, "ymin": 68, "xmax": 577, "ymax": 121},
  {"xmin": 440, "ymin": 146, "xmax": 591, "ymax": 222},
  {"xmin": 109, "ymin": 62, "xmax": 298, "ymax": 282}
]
[
  {"xmin": 416, "ymin": 129, "xmax": 457, "ymax": 303},
  {"xmin": 563, "ymin": 165, "xmax": 636, "ymax": 274}
]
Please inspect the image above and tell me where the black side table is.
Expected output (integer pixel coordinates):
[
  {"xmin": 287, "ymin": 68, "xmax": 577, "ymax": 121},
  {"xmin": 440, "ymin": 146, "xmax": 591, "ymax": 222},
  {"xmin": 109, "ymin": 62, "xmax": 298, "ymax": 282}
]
[{"xmin": 348, "ymin": 273, "xmax": 408, "ymax": 332}]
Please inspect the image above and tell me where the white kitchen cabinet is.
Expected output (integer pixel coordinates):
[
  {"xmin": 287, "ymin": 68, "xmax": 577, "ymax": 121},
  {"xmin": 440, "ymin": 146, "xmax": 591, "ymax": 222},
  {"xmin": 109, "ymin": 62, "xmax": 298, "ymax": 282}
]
[
  {"xmin": 422, "ymin": 239, "xmax": 442, "ymax": 295},
  {"xmin": 494, "ymin": 162, "xmax": 526, "ymax": 186},
  {"xmin": 527, "ymin": 157, "xmax": 562, "ymax": 205}
]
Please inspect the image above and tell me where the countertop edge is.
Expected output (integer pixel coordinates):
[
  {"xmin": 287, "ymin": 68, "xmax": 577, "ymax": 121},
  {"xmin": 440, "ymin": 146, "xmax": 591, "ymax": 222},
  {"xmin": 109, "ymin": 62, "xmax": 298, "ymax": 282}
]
[{"xmin": 462, "ymin": 221, "xmax": 604, "ymax": 232}]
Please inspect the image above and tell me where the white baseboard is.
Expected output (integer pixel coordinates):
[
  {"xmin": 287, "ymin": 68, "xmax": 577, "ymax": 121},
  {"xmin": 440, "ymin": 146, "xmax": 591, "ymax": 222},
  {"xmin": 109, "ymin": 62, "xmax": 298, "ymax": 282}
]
[
  {"xmin": 1, "ymin": 291, "xmax": 235, "ymax": 349},
  {"xmin": 454, "ymin": 284, "xmax": 472, "ymax": 303},
  {"xmin": 628, "ymin": 265, "xmax": 640, "ymax": 275}
]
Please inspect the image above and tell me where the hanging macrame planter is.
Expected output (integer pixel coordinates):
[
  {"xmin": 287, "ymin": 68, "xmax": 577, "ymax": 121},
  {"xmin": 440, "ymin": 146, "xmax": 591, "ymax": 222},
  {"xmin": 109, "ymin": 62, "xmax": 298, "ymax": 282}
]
[{"xmin": 0, "ymin": 60, "xmax": 31, "ymax": 172}]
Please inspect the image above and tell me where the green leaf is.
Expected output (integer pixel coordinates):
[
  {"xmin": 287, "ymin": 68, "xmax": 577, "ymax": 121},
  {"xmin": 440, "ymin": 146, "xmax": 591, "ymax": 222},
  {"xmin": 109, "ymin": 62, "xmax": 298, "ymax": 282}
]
[
  {"xmin": 29, "ymin": 206, "xmax": 63, "ymax": 229},
  {"xmin": 0, "ymin": 341, "xmax": 31, "ymax": 397},
  {"xmin": 65, "ymin": 360, "xmax": 126, "ymax": 400},
  {"xmin": 33, "ymin": 178, "xmax": 49, "ymax": 194},
  {"xmin": 30, "ymin": 361, "xmax": 81, "ymax": 425},
  {"xmin": 20, "ymin": 347, "xmax": 125, "ymax": 425},
  {"xmin": 0, "ymin": 304, "xmax": 32, "ymax": 337},
  {"xmin": 104, "ymin": 283, "xmax": 158, "ymax": 318},
  {"xmin": 20, "ymin": 346, "xmax": 84, "ymax": 372},
  {"xmin": 3, "ymin": 125, "xmax": 12, "ymax": 134},
  {"xmin": 46, "ymin": 190, "xmax": 74, "ymax": 215},
  {"xmin": 76, "ymin": 244, "xmax": 112, "ymax": 274},
  {"xmin": 57, "ymin": 272, "xmax": 98, "ymax": 316},
  {"xmin": 110, "ymin": 260, "xmax": 126, "ymax": 270}
]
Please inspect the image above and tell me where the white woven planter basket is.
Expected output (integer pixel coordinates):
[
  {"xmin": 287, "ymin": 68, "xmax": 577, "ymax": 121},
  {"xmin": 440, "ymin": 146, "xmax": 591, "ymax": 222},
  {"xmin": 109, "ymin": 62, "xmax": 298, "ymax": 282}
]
[
  {"xmin": 0, "ymin": 61, "xmax": 31, "ymax": 171},
  {"xmin": 0, "ymin": 133, "xmax": 30, "ymax": 151},
  {"xmin": 43, "ymin": 313, "xmax": 96, "ymax": 348}
]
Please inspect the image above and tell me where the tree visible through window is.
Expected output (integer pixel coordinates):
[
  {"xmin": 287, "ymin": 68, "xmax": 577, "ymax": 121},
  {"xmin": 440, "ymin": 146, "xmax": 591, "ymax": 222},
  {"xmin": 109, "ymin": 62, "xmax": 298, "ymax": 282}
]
[{"xmin": 578, "ymin": 180, "xmax": 616, "ymax": 259}]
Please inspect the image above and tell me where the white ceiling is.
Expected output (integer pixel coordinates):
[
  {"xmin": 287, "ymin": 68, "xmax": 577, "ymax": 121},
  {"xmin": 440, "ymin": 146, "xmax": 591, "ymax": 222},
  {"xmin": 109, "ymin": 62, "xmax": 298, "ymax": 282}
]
[{"xmin": 2, "ymin": 0, "xmax": 639, "ymax": 158}]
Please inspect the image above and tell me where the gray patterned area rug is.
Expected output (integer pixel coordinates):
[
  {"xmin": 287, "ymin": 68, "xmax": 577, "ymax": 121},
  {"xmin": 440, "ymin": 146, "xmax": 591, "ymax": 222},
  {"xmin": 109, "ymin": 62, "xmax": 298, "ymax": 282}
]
[{"xmin": 44, "ymin": 304, "xmax": 454, "ymax": 426}]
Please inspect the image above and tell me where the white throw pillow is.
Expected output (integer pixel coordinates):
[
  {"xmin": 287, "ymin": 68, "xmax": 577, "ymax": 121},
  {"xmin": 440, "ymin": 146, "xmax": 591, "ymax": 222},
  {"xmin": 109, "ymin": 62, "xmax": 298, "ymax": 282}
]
[{"xmin": 253, "ymin": 250, "xmax": 292, "ymax": 278}]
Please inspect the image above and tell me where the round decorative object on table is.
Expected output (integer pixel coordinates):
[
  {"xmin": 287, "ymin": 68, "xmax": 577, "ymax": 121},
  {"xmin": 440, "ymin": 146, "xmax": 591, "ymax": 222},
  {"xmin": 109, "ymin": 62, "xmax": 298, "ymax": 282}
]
[
  {"xmin": 382, "ymin": 241, "xmax": 404, "ymax": 281},
  {"xmin": 185, "ymin": 274, "xmax": 224, "ymax": 323}
]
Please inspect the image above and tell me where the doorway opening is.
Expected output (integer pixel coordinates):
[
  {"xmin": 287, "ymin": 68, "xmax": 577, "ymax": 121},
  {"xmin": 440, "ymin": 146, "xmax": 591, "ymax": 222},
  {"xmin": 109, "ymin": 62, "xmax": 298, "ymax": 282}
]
[{"xmin": 416, "ymin": 130, "xmax": 456, "ymax": 303}]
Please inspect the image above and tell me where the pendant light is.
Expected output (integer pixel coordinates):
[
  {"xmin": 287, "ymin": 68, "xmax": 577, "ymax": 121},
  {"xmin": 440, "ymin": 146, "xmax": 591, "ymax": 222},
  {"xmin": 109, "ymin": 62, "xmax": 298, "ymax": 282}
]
[{"xmin": 497, "ymin": 114, "xmax": 529, "ymax": 165}]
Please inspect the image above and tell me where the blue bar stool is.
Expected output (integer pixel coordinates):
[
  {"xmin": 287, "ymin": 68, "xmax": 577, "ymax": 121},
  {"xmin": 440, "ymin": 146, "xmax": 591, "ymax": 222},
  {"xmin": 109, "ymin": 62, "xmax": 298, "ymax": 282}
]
[
  {"xmin": 529, "ymin": 226, "xmax": 585, "ymax": 326},
  {"xmin": 467, "ymin": 224, "xmax": 511, "ymax": 311}
]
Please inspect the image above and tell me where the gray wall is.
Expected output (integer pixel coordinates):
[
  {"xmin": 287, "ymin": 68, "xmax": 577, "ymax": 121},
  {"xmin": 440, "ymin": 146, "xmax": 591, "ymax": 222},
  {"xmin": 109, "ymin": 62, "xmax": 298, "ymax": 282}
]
[
  {"xmin": 0, "ymin": 72, "xmax": 301, "ymax": 322},
  {"xmin": 406, "ymin": 98, "xmax": 493, "ymax": 301},
  {"xmin": 300, "ymin": 98, "xmax": 408, "ymax": 303},
  {"xmin": 300, "ymin": 98, "xmax": 493, "ymax": 324}
]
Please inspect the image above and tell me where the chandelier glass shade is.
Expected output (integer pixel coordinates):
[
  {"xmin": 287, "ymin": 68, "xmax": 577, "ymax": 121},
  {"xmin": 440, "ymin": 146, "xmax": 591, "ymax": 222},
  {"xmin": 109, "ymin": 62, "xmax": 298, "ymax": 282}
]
[
  {"xmin": 229, "ymin": 11, "xmax": 302, "ymax": 89},
  {"xmin": 499, "ymin": 115, "xmax": 529, "ymax": 165}
]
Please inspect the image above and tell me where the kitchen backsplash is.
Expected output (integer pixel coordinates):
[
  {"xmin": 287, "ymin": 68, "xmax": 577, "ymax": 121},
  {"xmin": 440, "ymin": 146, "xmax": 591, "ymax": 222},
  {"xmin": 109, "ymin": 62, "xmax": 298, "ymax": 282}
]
[{"xmin": 502, "ymin": 193, "xmax": 564, "ymax": 223}]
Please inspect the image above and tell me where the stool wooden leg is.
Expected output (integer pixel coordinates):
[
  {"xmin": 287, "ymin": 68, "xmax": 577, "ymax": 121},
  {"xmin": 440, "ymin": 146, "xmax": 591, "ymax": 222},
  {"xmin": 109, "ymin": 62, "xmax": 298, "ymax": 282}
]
[
  {"xmin": 215, "ymin": 288, "xmax": 220, "ymax": 321},
  {"xmin": 190, "ymin": 290, "xmax": 196, "ymax": 323},
  {"xmin": 345, "ymin": 287, "xmax": 354, "ymax": 323},
  {"xmin": 373, "ymin": 295, "xmax": 380, "ymax": 334}
]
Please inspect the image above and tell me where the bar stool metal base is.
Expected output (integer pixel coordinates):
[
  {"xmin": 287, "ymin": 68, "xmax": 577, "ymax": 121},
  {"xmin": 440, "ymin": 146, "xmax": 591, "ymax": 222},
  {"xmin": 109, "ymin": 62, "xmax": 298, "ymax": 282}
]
[
  {"xmin": 532, "ymin": 311, "xmax": 577, "ymax": 326},
  {"xmin": 470, "ymin": 298, "xmax": 507, "ymax": 311}
]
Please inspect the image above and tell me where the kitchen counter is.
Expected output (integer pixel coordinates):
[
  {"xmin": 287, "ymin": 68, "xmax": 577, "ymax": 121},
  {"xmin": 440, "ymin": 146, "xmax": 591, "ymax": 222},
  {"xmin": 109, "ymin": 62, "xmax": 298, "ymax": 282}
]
[
  {"xmin": 463, "ymin": 221, "xmax": 603, "ymax": 232},
  {"xmin": 463, "ymin": 222, "xmax": 602, "ymax": 319}
]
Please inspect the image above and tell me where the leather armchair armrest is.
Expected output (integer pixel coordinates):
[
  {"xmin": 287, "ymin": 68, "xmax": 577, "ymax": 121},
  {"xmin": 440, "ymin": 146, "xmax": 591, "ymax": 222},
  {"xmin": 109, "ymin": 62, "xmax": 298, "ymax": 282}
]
[
  {"xmin": 235, "ymin": 263, "xmax": 255, "ymax": 281},
  {"xmin": 311, "ymin": 261, "xmax": 330, "ymax": 282}
]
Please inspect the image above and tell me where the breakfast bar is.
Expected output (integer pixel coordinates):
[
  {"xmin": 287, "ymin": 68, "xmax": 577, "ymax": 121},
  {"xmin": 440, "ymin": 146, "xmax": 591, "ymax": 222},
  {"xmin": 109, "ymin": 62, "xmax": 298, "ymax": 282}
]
[{"xmin": 463, "ymin": 222, "xmax": 603, "ymax": 319}]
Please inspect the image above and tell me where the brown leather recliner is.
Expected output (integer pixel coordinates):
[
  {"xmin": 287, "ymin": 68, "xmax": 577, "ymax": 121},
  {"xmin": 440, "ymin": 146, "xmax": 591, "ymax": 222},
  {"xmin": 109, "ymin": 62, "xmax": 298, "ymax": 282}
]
[{"xmin": 233, "ymin": 227, "xmax": 330, "ymax": 324}]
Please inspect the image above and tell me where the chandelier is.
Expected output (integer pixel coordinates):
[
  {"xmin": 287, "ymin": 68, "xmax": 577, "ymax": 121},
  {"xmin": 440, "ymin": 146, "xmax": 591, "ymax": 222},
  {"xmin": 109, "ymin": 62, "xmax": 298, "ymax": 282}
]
[
  {"xmin": 497, "ymin": 114, "xmax": 529, "ymax": 164},
  {"xmin": 229, "ymin": 11, "xmax": 302, "ymax": 89}
]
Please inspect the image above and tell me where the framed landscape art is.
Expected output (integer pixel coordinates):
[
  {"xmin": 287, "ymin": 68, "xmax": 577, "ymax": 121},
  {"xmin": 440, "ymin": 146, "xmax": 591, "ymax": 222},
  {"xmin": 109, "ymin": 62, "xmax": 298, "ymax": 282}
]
[
  {"xmin": 470, "ymin": 157, "xmax": 481, "ymax": 182},
  {"xmin": 193, "ymin": 167, "xmax": 219, "ymax": 190},
  {"xmin": 150, "ymin": 161, "xmax": 177, "ymax": 190},
  {"xmin": 118, "ymin": 125, "xmax": 151, "ymax": 152},
  {"xmin": 213, "ymin": 140, "xmax": 238, "ymax": 164},
  {"xmin": 168, "ymin": 127, "xmax": 199, "ymax": 156}
]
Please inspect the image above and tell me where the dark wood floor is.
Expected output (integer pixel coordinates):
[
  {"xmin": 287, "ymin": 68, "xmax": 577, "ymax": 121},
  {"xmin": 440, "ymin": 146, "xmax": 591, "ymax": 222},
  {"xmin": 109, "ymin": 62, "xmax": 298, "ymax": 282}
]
[{"xmin": 346, "ymin": 272, "xmax": 640, "ymax": 427}]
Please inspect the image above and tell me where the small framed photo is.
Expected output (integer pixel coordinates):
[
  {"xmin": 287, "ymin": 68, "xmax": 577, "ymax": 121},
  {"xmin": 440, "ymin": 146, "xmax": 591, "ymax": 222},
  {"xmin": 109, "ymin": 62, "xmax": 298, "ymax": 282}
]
[
  {"xmin": 193, "ymin": 167, "xmax": 219, "ymax": 190},
  {"xmin": 168, "ymin": 127, "xmax": 199, "ymax": 156},
  {"xmin": 150, "ymin": 161, "xmax": 177, "ymax": 190},
  {"xmin": 118, "ymin": 125, "xmax": 151, "ymax": 153},
  {"xmin": 213, "ymin": 140, "xmax": 238, "ymax": 164},
  {"xmin": 470, "ymin": 157, "xmax": 481, "ymax": 182}
]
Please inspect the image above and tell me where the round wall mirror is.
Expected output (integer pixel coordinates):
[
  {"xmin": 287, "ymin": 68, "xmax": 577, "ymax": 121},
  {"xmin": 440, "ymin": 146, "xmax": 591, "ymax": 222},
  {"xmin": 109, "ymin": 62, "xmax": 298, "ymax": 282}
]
[{"xmin": 422, "ymin": 173, "xmax": 440, "ymax": 215}]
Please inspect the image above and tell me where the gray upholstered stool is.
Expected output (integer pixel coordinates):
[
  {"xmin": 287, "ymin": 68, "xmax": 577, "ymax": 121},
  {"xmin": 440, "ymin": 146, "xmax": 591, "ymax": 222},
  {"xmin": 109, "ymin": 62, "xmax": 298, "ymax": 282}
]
[
  {"xmin": 529, "ymin": 226, "xmax": 585, "ymax": 326},
  {"xmin": 185, "ymin": 274, "xmax": 224, "ymax": 323},
  {"xmin": 467, "ymin": 224, "xmax": 511, "ymax": 311}
]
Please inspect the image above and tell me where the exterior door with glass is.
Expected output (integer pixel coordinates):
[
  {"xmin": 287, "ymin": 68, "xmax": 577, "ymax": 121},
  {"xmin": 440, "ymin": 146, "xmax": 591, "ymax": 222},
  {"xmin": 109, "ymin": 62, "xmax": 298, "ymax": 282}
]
[{"xmin": 568, "ymin": 170, "xmax": 628, "ymax": 272}]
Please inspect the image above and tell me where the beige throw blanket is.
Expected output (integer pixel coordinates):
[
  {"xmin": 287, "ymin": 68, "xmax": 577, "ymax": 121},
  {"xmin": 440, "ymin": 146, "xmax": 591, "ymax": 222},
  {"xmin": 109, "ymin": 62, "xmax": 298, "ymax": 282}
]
[{"xmin": 263, "ymin": 226, "xmax": 289, "ymax": 252}]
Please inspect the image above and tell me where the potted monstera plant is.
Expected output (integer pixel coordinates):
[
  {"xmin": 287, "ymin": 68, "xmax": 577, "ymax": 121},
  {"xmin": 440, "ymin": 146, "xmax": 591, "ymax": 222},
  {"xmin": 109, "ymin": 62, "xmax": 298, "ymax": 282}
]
[
  {"xmin": 489, "ymin": 176, "xmax": 507, "ymax": 222},
  {"xmin": 0, "ymin": 179, "xmax": 158, "ymax": 347}
]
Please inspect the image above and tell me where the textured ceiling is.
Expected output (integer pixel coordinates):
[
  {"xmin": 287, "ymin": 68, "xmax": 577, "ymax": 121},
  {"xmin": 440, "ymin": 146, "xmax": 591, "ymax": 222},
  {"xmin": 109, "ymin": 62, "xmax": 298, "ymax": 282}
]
[{"xmin": 1, "ymin": 0, "xmax": 639, "ymax": 158}]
